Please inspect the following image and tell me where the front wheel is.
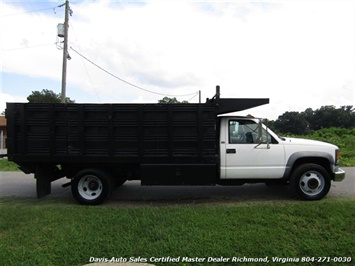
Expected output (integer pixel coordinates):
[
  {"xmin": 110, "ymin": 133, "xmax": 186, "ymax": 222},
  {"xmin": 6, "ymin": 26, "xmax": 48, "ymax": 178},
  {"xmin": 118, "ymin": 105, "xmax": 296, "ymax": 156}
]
[
  {"xmin": 290, "ymin": 163, "xmax": 331, "ymax": 200},
  {"xmin": 71, "ymin": 169, "xmax": 113, "ymax": 205}
]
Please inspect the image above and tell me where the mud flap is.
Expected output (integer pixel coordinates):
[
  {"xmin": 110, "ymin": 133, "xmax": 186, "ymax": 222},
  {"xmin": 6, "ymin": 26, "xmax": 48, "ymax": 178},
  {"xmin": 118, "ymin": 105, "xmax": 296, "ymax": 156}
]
[
  {"xmin": 35, "ymin": 165, "xmax": 65, "ymax": 199},
  {"xmin": 35, "ymin": 166, "xmax": 53, "ymax": 198}
]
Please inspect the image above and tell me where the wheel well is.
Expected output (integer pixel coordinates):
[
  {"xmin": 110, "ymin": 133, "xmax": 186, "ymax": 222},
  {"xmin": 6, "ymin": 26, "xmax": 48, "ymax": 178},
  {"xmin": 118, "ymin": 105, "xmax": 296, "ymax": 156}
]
[{"xmin": 291, "ymin": 157, "xmax": 331, "ymax": 177}]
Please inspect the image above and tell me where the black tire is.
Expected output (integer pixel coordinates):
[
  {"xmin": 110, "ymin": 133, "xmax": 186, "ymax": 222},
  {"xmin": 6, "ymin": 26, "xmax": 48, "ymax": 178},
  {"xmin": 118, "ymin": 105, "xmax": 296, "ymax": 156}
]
[
  {"xmin": 71, "ymin": 168, "xmax": 113, "ymax": 205},
  {"xmin": 290, "ymin": 163, "xmax": 331, "ymax": 200}
]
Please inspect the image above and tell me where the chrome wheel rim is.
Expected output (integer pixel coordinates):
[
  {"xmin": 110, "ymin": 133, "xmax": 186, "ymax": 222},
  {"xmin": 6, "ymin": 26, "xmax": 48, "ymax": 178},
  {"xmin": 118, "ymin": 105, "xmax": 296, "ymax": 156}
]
[
  {"xmin": 78, "ymin": 175, "xmax": 103, "ymax": 200},
  {"xmin": 299, "ymin": 171, "xmax": 324, "ymax": 196}
]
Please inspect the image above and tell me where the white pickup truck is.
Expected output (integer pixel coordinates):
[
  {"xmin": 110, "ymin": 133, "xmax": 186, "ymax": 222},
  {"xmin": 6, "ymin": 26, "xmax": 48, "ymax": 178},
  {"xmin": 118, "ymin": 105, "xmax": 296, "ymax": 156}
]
[
  {"xmin": 219, "ymin": 116, "xmax": 346, "ymax": 200},
  {"xmin": 6, "ymin": 87, "xmax": 346, "ymax": 204}
]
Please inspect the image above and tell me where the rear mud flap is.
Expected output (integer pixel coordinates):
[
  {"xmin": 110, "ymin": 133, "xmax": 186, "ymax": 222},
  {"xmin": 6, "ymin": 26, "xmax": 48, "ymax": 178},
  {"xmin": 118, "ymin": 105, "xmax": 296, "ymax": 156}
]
[{"xmin": 35, "ymin": 165, "xmax": 66, "ymax": 198}]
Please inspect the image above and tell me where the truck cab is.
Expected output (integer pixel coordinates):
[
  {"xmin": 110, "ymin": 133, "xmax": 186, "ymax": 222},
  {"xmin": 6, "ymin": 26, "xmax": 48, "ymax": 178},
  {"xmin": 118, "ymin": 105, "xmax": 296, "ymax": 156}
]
[
  {"xmin": 219, "ymin": 116, "xmax": 345, "ymax": 200},
  {"xmin": 220, "ymin": 116, "xmax": 284, "ymax": 179}
]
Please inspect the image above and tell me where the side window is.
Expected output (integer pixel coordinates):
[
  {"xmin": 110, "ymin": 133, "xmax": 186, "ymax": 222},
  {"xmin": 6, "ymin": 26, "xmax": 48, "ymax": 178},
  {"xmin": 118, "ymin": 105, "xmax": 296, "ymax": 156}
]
[
  {"xmin": 229, "ymin": 121, "xmax": 240, "ymax": 143},
  {"xmin": 229, "ymin": 120, "xmax": 272, "ymax": 144}
]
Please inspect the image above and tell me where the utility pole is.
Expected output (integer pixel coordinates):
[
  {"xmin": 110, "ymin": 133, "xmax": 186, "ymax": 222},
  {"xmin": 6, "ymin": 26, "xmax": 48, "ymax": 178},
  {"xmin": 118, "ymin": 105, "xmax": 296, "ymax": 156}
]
[{"xmin": 61, "ymin": 0, "xmax": 69, "ymax": 103}]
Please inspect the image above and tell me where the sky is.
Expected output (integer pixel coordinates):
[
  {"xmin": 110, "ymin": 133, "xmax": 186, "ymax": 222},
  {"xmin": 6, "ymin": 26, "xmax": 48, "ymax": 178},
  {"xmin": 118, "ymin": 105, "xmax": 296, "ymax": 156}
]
[{"xmin": 1, "ymin": 0, "xmax": 354, "ymax": 120}]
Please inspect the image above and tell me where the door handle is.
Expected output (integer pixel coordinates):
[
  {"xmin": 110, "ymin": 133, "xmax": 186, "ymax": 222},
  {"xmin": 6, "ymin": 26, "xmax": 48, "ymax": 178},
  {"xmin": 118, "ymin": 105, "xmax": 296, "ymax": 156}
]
[{"xmin": 226, "ymin": 149, "xmax": 236, "ymax": 154}]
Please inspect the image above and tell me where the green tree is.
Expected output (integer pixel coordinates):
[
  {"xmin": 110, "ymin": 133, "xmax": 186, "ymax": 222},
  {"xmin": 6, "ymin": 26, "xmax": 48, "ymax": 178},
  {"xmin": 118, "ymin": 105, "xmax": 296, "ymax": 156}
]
[
  {"xmin": 272, "ymin": 105, "xmax": 355, "ymax": 134},
  {"xmin": 311, "ymin": 105, "xmax": 355, "ymax": 130},
  {"xmin": 274, "ymin": 111, "xmax": 309, "ymax": 134},
  {"xmin": 339, "ymin": 105, "xmax": 355, "ymax": 128},
  {"xmin": 302, "ymin": 108, "xmax": 314, "ymax": 126},
  {"xmin": 27, "ymin": 89, "xmax": 75, "ymax": 103},
  {"xmin": 263, "ymin": 119, "xmax": 276, "ymax": 132},
  {"xmin": 158, "ymin": 97, "xmax": 188, "ymax": 104}
]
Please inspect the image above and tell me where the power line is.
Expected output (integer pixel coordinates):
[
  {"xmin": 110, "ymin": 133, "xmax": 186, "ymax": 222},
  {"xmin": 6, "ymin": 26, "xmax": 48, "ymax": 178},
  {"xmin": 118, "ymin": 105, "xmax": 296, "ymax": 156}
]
[
  {"xmin": 70, "ymin": 46, "xmax": 198, "ymax": 98},
  {"xmin": 187, "ymin": 92, "xmax": 199, "ymax": 102},
  {"xmin": 2, "ymin": 5, "xmax": 60, "ymax": 17},
  {"xmin": 1, "ymin": 43, "xmax": 55, "ymax": 52}
]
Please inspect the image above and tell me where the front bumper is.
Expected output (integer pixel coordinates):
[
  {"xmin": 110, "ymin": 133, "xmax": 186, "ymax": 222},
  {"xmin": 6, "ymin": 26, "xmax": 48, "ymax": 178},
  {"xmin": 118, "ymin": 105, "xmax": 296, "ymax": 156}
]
[{"xmin": 333, "ymin": 168, "xmax": 346, "ymax": 182}]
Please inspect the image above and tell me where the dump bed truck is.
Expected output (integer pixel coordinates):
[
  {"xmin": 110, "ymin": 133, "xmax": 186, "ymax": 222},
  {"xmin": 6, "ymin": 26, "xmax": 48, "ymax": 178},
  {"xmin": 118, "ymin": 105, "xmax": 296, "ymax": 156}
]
[{"xmin": 5, "ymin": 87, "xmax": 345, "ymax": 204}]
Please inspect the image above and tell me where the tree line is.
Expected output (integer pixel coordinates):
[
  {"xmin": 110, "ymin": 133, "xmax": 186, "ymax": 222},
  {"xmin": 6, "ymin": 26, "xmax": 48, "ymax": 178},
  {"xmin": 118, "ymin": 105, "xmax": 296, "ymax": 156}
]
[{"xmin": 265, "ymin": 105, "xmax": 355, "ymax": 135}]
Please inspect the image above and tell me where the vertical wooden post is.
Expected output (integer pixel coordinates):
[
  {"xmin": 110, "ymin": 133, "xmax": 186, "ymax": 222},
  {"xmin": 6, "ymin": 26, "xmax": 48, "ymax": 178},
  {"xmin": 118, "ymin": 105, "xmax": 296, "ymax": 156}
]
[{"xmin": 61, "ymin": 0, "xmax": 69, "ymax": 103}]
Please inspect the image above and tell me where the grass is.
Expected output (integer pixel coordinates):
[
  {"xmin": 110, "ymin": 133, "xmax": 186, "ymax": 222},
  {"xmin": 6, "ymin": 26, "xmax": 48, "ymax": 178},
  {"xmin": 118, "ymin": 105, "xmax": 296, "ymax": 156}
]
[
  {"xmin": 0, "ymin": 159, "xmax": 19, "ymax": 172},
  {"xmin": 0, "ymin": 197, "xmax": 354, "ymax": 266}
]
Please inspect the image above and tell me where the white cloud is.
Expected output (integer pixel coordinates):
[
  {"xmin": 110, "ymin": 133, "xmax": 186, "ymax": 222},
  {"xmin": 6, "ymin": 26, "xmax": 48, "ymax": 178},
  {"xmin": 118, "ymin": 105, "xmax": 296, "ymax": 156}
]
[
  {"xmin": 1, "ymin": 0, "xmax": 354, "ymax": 119},
  {"xmin": 0, "ymin": 93, "xmax": 27, "ymax": 113},
  {"xmin": 1, "ymin": 4, "xmax": 62, "ymax": 78}
]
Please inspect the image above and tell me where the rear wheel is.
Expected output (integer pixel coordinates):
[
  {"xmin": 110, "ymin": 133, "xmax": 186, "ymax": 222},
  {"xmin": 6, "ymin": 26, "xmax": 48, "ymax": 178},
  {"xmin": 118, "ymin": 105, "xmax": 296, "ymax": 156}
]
[
  {"xmin": 290, "ymin": 163, "xmax": 331, "ymax": 200},
  {"xmin": 71, "ymin": 169, "xmax": 113, "ymax": 205}
]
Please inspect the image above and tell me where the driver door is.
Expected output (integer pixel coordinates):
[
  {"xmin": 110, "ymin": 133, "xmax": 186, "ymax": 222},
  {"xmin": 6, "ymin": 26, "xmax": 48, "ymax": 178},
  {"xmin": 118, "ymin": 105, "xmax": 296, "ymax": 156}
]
[{"xmin": 223, "ymin": 119, "xmax": 285, "ymax": 179}]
